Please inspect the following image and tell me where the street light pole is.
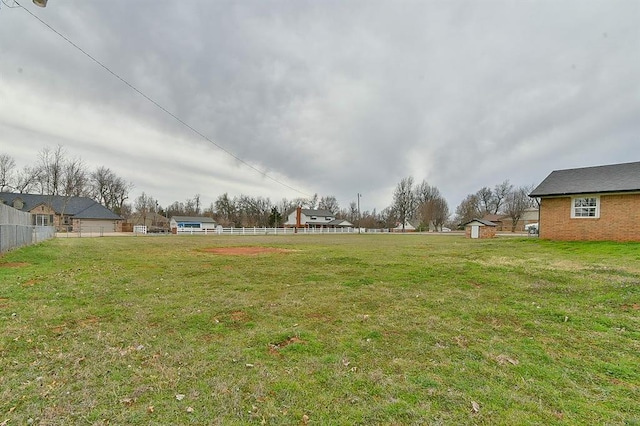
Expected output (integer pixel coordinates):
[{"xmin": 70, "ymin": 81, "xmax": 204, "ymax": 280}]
[{"xmin": 357, "ymin": 193, "xmax": 361, "ymax": 234}]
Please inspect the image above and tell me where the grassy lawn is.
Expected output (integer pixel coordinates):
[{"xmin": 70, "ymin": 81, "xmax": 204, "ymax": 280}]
[{"xmin": 1, "ymin": 234, "xmax": 639, "ymax": 425}]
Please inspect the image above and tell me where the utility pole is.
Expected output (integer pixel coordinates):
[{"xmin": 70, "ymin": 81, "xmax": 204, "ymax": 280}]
[{"xmin": 357, "ymin": 193, "xmax": 362, "ymax": 234}]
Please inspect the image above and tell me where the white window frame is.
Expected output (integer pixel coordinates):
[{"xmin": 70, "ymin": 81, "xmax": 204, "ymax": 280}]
[
  {"xmin": 34, "ymin": 214, "xmax": 50, "ymax": 226},
  {"xmin": 571, "ymin": 196, "xmax": 600, "ymax": 218}
]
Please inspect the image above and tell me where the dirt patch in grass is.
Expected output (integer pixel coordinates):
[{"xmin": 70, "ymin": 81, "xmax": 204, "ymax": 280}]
[
  {"xmin": 0, "ymin": 262, "xmax": 30, "ymax": 268},
  {"xmin": 202, "ymin": 247, "xmax": 296, "ymax": 256},
  {"xmin": 620, "ymin": 303, "xmax": 640, "ymax": 311},
  {"xmin": 22, "ymin": 279, "xmax": 40, "ymax": 287},
  {"xmin": 230, "ymin": 310, "xmax": 250, "ymax": 322},
  {"xmin": 268, "ymin": 336, "xmax": 306, "ymax": 355}
]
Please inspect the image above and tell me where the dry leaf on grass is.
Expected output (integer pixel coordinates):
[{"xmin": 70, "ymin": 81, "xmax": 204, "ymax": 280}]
[
  {"xmin": 471, "ymin": 400, "xmax": 480, "ymax": 413},
  {"xmin": 496, "ymin": 354, "xmax": 519, "ymax": 365},
  {"xmin": 120, "ymin": 397, "xmax": 135, "ymax": 406},
  {"xmin": 175, "ymin": 394, "xmax": 185, "ymax": 401}
]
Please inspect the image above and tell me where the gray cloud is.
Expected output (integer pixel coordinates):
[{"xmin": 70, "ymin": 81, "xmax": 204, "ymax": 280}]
[{"xmin": 1, "ymin": 0, "xmax": 638, "ymax": 213}]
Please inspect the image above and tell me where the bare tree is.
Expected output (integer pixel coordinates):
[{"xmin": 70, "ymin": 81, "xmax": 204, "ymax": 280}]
[
  {"xmin": 345, "ymin": 201, "xmax": 358, "ymax": 223},
  {"xmin": 455, "ymin": 193, "xmax": 481, "ymax": 225},
  {"xmin": 37, "ymin": 145, "xmax": 66, "ymax": 195},
  {"xmin": 214, "ymin": 193, "xmax": 237, "ymax": 226},
  {"xmin": 392, "ymin": 176, "xmax": 416, "ymax": 231},
  {"xmin": 379, "ymin": 206, "xmax": 397, "ymax": 229},
  {"xmin": 13, "ymin": 165, "xmax": 40, "ymax": 193},
  {"xmin": 430, "ymin": 196, "xmax": 450, "ymax": 231},
  {"xmin": 493, "ymin": 180, "xmax": 513, "ymax": 214},
  {"xmin": 0, "ymin": 154, "xmax": 16, "ymax": 191},
  {"xmin": 90, "ymin": 166, "xmax": 133, "ymax": 214},
  {"xmin": 193, "ymin": 194, "xmax": 201, "ymax": 215},
  {"xmin": 476, "ymin": 187, "xmax": 494, "ymax": 215},
  {"xmin": 308, "ymin": 193, "xmax": 319, "ymax": 209},
  {"xmin": 318, "ymin": 195, "xmax": 340, "ymax": 214},
  {"xmin": 61, "ymin": 157, "xmax": 88, "ymax": 197},
  {"xmin": 134, "ymin": 192, "xmax": 155, "ymax": 226},
  {"xmin": 165, "ymin": 201, "xmax": 186, "ymax": 218},
  {"xmin": 414, "ymin": 180, "xmax": 442, "ymax": 229},
  {"xmin": 503, "ymin": 185, "xmax": 534, "ymax": 232},
  {"xmin": 415, "ymin": 180, "xmax": 440, "ymax": 205}
]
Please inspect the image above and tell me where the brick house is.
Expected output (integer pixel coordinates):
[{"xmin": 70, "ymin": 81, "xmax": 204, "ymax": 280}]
[
  {"xmin": 0, "ymin": 192, "xmax": 123, "ymax": 232},
  {"xmin": 483, "ymin": 208, "xmax": 539, "ymax": 232},
  {"xmin": 529, "ymin": 161, "xmax": 640, "ymax": 241},
  {"xmin": 463, "ymin": 219, "xmax": 497, "ymax": 239}
]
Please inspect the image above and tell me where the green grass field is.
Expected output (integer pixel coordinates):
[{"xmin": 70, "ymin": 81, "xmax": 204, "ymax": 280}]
[{"xmin": 1, "ymin": 234, "xmax": 639, "ymax": 425}]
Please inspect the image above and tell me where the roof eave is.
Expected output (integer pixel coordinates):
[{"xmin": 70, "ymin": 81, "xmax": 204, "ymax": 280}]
[{"xmin": 530, "ymin": 189, "xmax": 640, "ymax": 198}]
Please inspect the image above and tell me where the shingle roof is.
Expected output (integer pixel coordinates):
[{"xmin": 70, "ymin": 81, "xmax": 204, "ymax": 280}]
[
  {"xmin": 301, "ymin": 209, "xmax": 334, "ymax": 217},
  {"xmin": 463, "ymin": 218, "xmax": 497, "ymax": 227},
  {"xmin": 328, "ymin": 219, "xmax": 354, "ymax": 226},
  {"xmin": 170, "ymin": 216, "xmax": 217, "ymax": 223},
  {"xmin": 0, "ymin": 192, "xmax": 122, "ymax": 220},
  {"xmin": 529, "ymin": 161, "xmax": 640, "ymax": 197}
]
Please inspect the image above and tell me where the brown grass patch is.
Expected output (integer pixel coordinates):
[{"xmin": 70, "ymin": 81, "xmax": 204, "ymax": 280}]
[
  {"xmin": 230, "ymin": 310, "xmax": 249, "ymax": 322},
  {"xmin": 79, "ymin": 316, "xmax": 100, "ymax": 326},
  {"xmin": 0, "ymin": 262, "xmax": 30, "ymax": 268},
  {"xmin": 621, "ymin": 303, "xmax": 640, "ymax": 311},
  {"xmin": 202, "ymin": 247, "xmax": 296, "ymax": 256}
]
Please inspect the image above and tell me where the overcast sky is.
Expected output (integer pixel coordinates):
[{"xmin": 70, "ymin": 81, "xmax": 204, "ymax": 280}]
[{"xmin": 1, "ymin": 0, "xmax": 638, "ymax": 214}]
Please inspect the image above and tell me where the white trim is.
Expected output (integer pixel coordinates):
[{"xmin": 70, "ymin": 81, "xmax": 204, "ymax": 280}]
[{"xmin": 571, "ymin": 195, "xmax": 600, "ymax": 218}]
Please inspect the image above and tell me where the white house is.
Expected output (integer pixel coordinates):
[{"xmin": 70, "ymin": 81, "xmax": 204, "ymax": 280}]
[
  {"xmin": 170, "ymin": 216, "xmax": 217, "ymax": 233},
  {"xmin": 284, "ymin": 207, "xmax": 353, "ymax": 228}
]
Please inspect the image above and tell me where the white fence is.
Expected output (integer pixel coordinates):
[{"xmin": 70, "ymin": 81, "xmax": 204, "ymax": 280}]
[
  {"xmin": 0, "ymin": 203, "xmax": 55, "ymax": 253},
  {"xmin": 175, "ymin": 227, "xmax": 387, "ymax": 236}
]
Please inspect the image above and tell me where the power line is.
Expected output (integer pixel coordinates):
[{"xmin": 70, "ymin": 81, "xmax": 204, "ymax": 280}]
[{"xmin": 13, "ymin": 1, "xmax": 312, "ymax": 198}]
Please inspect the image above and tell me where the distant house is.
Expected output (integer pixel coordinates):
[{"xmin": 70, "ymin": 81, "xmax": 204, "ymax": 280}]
[
  {"xmin": 482, "ymin": 208, "xmax": 539, "ymax": 232},
  {"xmin": 129, "ymin": 212, "xmax": 170, "ymax": 231},
  {"xmin": 463, "ymin": 219, "xmax": 497, "ymax": 239},
  {"xmin": 392, "ymin": 220, "xmax": 419, "ymax": 232},
  {"xmin": 0, "ymin": 192, "xmax": 123, "ymax": 232},
  {"xmin": 284, "ymin": 207, "xmax": 354, "ymax": 229},
  {"xmin": 529, "ymin": 161, "xmax": 640, "ymax": 241},
  {"xmin": 170, "ymin": 216, "xmax": 217, "ymax": 233}
]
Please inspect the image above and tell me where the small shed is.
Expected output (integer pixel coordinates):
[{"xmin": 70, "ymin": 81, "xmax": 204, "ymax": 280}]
[{"xmin": 463, "ymin": 219, "xmax": 497, "ymax": 239}]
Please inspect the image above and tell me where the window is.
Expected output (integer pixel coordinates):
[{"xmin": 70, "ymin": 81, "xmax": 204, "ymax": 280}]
[
  {"xmin": 34, "ymin": 214, "xmax": 52, "ymax": 226},
  {"xmin": 180, "ymin": 222, "xmax": 201, "ymax": 228},
  {"xmin": 572, "ymin": 197, "xmax": 599, "ymax": 218}
]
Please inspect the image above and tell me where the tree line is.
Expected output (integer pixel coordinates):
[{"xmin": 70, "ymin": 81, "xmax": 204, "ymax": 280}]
[
  {"xmin": 1, "ymin": 146, "xmax": 535, "ymax": 230},
  {"xmin": 0, "ymin": 147, "xmax": 132, "ymax": 215},
  {"xmin": 454, "ymin": 180, "xmax": 537, "ymax": 231}
]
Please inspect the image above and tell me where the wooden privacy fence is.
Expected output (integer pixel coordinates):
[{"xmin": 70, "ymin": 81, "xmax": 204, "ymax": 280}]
[{"xmin": 0, "ymin": 203, "xmax": 55, "ymax": 253}]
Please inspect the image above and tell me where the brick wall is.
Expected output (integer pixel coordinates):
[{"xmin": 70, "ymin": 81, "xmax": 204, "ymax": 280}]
[
  {"xmin": 465, "ymin": 225, "xmax": 497, "ymax": 239},
  {"xmin": 540, "ymin": 194, "xmax": 640, "ymax": 241}
]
